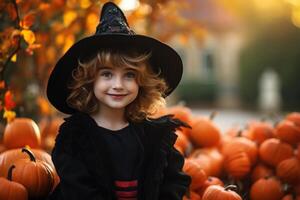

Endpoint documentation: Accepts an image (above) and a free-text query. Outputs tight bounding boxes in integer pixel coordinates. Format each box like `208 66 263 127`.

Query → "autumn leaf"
86 13 98 34
39 3 50 11
4 90 16 110
21 29 36 44
63 34 75 53
63 10 77 27
11 54 17 62
3 109 16 123
0 81 5 89
19 12 36 29
80 0 91 9
55 33 65 46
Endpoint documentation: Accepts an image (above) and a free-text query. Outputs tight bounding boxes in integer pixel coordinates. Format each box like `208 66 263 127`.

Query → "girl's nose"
112 75 123 90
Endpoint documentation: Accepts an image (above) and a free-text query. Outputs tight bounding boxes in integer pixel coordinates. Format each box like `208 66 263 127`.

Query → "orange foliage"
1 0 208 119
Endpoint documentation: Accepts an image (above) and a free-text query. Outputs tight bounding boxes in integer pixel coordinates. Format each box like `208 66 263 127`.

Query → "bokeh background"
1 0 300 129
2 2 300 199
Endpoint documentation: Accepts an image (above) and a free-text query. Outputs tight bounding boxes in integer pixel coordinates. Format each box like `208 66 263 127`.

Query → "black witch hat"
47 1 183 114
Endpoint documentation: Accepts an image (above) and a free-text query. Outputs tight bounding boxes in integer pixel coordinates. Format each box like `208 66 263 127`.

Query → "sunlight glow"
253 0 287 18
292 7 300 27
253 0 284 11
119 0 140 11
285 0 300 6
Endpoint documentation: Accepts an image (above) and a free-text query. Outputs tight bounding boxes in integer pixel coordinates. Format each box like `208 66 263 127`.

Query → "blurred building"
169 0 244 109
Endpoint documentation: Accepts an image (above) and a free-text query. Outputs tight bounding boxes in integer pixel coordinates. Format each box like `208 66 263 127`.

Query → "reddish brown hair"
66 50 169 122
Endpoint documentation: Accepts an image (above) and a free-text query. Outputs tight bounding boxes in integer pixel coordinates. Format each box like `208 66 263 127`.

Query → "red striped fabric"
115 180 138 187
116 191 137 197
114 180 138 200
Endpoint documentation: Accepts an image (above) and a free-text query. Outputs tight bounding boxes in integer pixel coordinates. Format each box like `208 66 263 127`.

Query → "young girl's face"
93 66 139 111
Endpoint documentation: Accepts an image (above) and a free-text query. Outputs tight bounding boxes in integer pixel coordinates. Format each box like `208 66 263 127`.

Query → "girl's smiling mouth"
107 93 128 100
107 93 128 96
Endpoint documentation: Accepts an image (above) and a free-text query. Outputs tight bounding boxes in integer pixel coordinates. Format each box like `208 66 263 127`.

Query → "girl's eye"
125 71 136 79
101 71 112 78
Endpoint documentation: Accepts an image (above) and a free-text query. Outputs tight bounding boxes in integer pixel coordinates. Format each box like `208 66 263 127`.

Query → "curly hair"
66 50 169 122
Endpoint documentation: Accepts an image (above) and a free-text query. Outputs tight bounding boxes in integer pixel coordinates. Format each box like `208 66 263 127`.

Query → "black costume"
47 112 191 200
46 2 191 199
96 124 140 199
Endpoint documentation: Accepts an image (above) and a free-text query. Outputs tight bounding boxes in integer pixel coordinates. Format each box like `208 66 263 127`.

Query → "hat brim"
47 34 183 114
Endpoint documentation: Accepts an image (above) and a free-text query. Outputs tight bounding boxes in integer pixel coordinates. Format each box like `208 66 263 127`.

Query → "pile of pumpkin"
1 107 300 200
0 117 63 200
153 106 300 200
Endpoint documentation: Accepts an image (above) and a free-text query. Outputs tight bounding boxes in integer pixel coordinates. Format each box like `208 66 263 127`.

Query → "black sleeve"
159 146 191 200
49 123 106 200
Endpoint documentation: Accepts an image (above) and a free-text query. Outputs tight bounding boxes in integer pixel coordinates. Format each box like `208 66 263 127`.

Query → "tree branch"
0 0 21 81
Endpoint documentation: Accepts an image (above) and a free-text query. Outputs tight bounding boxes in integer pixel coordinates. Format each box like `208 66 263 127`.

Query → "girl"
46 2 191 200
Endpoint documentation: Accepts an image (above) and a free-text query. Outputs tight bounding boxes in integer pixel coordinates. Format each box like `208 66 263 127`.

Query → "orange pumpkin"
39 116 63 151
0 148 55 177
276 157 300 184
183 159 207 190
286 112 300 127
203 148 224 177
275 120 300 146
281 194 300 200
250 176 284 200
190 151 212 176
165 105 193 124
190 148 223 177
224 151 251 179
218 126 247 150
12 148 55 198
259 138 294 167
0 143 6 153
196 176 224 197
221 136 258 166
174 145 184 155
251 163 274 183
3 118 41 149
165 105 193 137
202 185 242 200
0 147 60 192
247 121 275 145
0 165 28 200
189 115 221 148
174 130 192 155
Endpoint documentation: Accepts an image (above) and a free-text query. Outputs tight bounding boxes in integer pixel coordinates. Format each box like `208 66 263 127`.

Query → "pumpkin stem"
209 111 217 120
22 147 36 162
282 183 291 193
263 175 271 179
225 185 238 192
237 129 243 137
7 165 15 181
